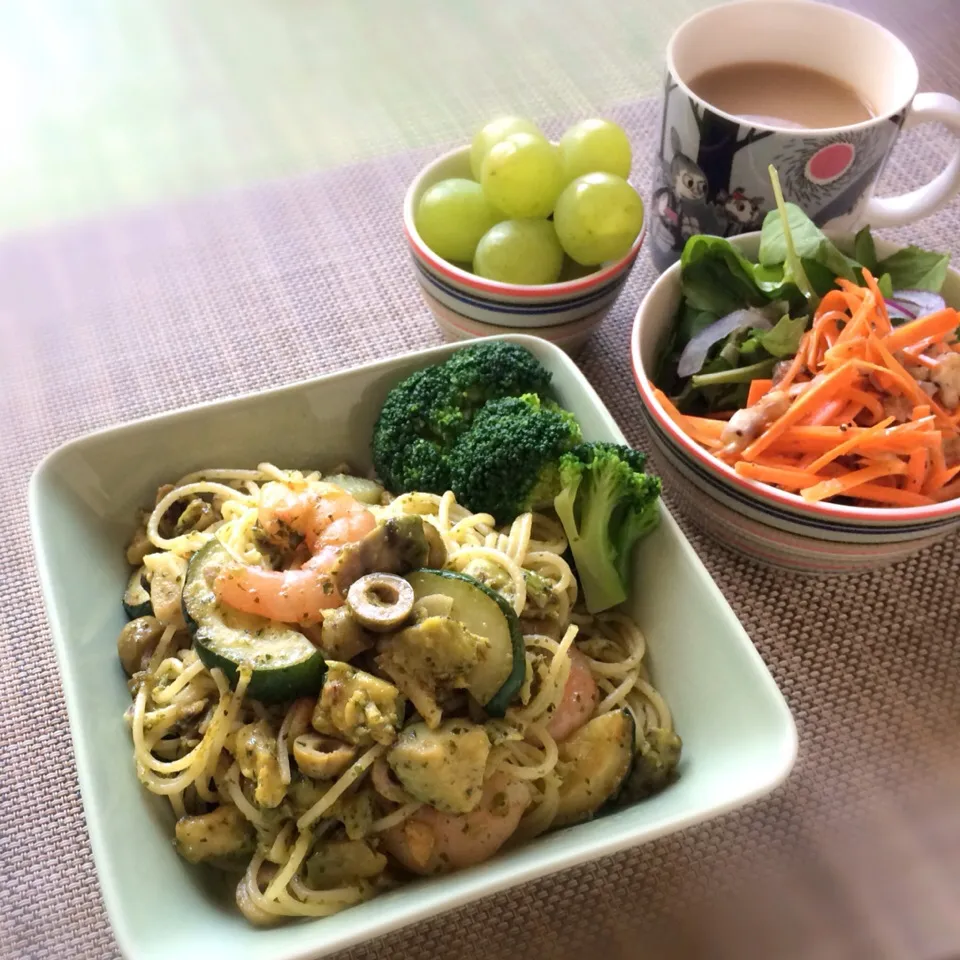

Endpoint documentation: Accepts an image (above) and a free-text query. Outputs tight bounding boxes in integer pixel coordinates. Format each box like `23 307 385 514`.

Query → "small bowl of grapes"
403 116 646 349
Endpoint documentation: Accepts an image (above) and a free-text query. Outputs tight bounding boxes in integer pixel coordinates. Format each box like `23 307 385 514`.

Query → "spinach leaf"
759 195 858 284
876 245 950 292
762 171 817 303
801 258 840 297
755 314 808 358
877 272 894 298
677 301 720 343
680 235 768 316
854 226 879 275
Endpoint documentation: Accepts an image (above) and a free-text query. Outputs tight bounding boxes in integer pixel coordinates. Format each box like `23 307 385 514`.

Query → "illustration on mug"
650 75 905 269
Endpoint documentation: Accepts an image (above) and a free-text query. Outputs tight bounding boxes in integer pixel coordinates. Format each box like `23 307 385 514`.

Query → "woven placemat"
3 99 960 960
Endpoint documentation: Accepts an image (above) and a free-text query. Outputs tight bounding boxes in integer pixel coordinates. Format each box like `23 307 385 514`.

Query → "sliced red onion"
885 289 947 323
677 309 772 379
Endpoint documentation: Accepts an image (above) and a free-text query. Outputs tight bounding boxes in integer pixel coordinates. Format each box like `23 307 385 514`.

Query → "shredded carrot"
868 336 955 427
804 417 895 473
800 461 907 503
905 448 929 494
935 477 960 502
662 281 960 508
843 483 935 507
926 463 960 495
734 461 823 489
881 309 959 354
746 379 773 407
776 338 810 391
861 269 892 335
741 362 858 461
680 414 724 438
846 387 885 421
833 290 874 344
805 397 849 427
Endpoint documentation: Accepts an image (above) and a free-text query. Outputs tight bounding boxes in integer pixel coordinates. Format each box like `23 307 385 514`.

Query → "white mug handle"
863 92 960 228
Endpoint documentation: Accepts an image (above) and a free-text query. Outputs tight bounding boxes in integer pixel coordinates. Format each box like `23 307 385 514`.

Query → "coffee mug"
649 0 960 271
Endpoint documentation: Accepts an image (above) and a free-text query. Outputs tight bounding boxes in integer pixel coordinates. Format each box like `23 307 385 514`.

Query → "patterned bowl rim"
421 286 604 341
629 258 960 527
403 144 646 300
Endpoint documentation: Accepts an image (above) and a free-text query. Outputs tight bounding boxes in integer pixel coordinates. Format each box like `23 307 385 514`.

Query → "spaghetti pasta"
118 466 678 927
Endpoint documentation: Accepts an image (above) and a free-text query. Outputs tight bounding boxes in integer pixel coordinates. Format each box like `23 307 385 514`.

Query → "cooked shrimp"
259 482 376 552
546 648 598 742
215 483 376 624
215 547 342 624
381 772 530 875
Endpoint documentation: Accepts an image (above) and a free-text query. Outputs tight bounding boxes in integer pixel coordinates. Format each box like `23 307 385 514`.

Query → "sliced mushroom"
346 574 414 632
117 616 165 675
317 606 375 660
293 733 358 780
422 522 447 569
144 552 188 629
333 515 446 594
125 517 153 566
174 498 217 534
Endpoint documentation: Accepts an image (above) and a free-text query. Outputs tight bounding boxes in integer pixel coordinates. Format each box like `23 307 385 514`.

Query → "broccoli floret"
444 341 553 408
371 366 463 492
371 344 552 494
449 394 582 523
553 442 661 614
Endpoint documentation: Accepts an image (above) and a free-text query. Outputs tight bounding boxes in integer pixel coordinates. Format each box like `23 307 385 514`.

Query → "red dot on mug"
805 142 857 184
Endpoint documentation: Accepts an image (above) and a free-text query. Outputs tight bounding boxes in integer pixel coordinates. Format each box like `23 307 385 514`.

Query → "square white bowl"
29 334 796 960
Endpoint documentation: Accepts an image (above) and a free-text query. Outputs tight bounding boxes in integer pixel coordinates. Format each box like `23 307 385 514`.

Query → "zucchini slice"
182 540 326 703
122 566 152 619
405 569 524 717
554 709 635 827
323 473 384 505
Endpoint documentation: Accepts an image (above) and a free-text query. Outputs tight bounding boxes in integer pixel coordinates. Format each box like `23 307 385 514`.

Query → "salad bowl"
632 233 960 575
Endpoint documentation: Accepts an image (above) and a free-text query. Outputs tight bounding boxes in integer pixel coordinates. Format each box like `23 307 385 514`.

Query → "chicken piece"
234 720 286 809
376 617 489 729
312 661 404 746
305 840 386 888
387 720 490 814
932 353 960 409
175 805 254 863
882 393 915 423
720 390 791 456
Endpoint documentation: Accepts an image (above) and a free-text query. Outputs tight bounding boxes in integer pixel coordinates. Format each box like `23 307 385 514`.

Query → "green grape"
481 133 563 219
553 172 644 266
473 219 564 285
559 118 632 183
470 116 543 180
416 178 505 262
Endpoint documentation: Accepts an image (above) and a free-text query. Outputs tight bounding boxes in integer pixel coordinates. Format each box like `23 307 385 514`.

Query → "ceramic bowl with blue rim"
630 232 960 576
420 285 607 357
403 145 645 332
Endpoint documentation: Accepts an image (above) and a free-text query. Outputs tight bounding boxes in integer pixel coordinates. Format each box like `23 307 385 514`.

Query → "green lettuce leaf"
854 226 879 275
876 246 950 292
754 314 808 358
